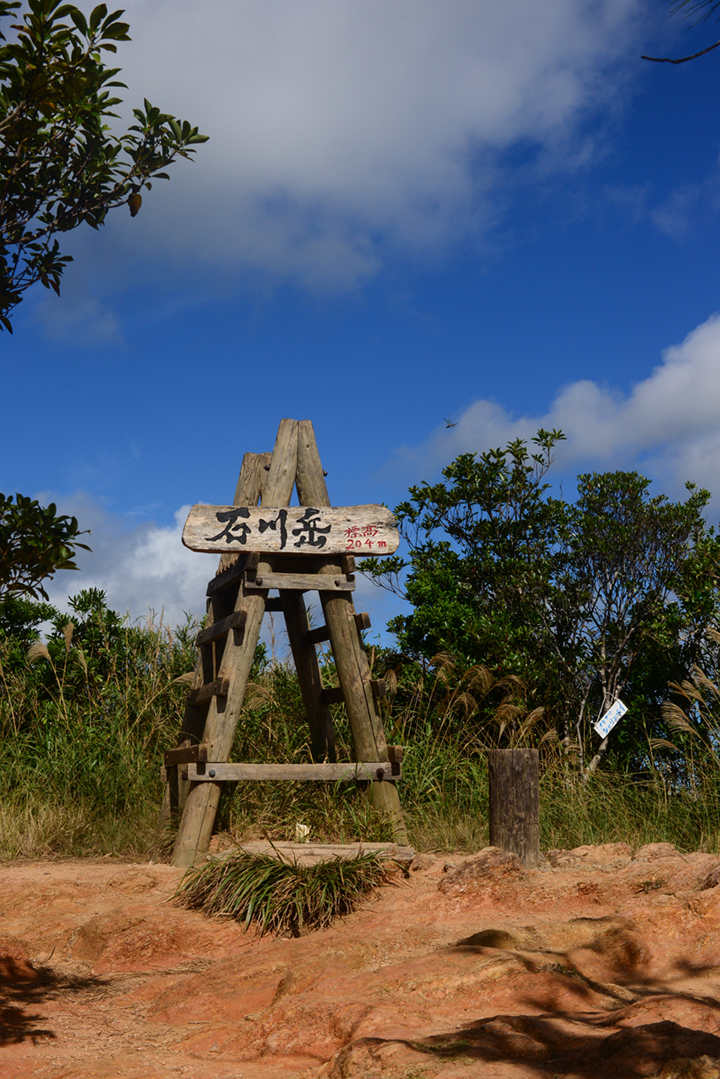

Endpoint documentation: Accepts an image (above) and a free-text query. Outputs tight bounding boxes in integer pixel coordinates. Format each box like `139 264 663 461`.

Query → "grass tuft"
174 849 396 935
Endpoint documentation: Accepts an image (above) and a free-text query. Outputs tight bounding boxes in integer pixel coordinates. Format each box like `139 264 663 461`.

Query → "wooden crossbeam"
186 678 229 707
245 571 355 592
205 560 246 596
321 679 385 706
164 743 208 767
186 761 401 782
195 610 246 647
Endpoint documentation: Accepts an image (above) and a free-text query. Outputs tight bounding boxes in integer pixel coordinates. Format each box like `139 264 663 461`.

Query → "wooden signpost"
488 748 539 867
182 504 399 557
159 419 408 867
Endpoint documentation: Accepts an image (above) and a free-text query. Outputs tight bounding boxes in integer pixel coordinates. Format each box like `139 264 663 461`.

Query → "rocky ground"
3 842 720 1078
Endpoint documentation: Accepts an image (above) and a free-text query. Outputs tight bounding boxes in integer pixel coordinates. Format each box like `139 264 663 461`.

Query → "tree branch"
642 38 720 63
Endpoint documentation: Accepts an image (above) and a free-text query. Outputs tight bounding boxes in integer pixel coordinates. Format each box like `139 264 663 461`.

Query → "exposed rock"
2 844 720 1077
0 935 38 981
698 865 720 891
546 847 576 867
571 841 634 864
635 842 681 861
438 846 524 894
547 841 633 867
410 852 436 872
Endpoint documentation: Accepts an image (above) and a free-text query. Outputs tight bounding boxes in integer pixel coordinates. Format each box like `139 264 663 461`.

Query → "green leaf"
89 4 107 33
68 8 87 34
0 1 207 330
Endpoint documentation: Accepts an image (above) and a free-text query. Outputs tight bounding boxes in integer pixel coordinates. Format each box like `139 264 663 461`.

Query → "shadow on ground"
330 916 720 1077
0 948 104 1048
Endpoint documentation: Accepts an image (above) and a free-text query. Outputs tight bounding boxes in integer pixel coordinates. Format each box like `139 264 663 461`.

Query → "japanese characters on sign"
342 523 388 552
182 504 400 556
593 699 627 739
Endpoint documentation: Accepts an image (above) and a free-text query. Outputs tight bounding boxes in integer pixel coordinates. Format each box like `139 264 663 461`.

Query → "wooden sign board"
183 504 399 556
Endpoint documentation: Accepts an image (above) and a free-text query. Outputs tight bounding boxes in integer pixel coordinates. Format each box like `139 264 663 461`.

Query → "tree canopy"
0 491 90 599
363 433 720 774
0 0 208 330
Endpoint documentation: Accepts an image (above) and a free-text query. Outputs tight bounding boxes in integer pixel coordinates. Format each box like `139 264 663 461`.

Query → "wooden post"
281 590 337 762
295 420 408 844
488 748 540 867
156 450 271 841
170 423 298 866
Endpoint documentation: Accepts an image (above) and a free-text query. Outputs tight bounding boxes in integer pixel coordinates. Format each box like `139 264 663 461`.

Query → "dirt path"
3 842 720 1078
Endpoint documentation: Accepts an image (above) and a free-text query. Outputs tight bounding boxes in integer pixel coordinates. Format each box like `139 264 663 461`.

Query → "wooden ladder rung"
164 743 209 766
195 610 247 647
245 571 355 593
186 761 401 782
187 677 230 707
206 562 245 596
321 686 344 705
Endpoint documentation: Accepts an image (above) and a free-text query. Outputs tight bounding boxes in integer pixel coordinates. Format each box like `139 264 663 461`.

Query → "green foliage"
175 849 395 936
0 491 90 599
3 586 720 860
0 0 208 330
0 588 197 855
363 433 720 773
556 472 717 769
365 430 568 675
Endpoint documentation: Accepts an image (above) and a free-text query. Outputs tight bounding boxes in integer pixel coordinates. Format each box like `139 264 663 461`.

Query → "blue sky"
5 0 720 637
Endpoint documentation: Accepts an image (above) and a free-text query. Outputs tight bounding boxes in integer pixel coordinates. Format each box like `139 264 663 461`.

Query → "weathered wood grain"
187 761 401 782
163 743 208 767
186 677 229 707
183 504 399 556
488 748 540 868
245 571 355 592
171 420 299 867
205 559 246 597
195 609 247 647
226 840 415 864
295 420 408 844
157 452 270 844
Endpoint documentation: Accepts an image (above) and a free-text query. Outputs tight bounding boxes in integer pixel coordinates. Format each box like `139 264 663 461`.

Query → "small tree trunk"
488 749 540 867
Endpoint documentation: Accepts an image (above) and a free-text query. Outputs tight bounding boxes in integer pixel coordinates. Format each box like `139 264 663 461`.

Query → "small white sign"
594 699 628 739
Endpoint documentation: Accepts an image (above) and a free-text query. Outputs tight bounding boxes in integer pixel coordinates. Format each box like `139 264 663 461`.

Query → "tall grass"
176 848 395 934
3 591 720 860
0 590 195 858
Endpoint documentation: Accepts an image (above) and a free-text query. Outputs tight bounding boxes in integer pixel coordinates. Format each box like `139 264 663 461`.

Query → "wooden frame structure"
159 418 407 867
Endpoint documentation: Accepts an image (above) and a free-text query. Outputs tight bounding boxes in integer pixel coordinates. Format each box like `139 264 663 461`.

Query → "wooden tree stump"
488 748 540 867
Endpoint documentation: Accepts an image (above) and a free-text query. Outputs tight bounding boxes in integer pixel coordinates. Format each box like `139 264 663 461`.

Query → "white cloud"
39 493 405 642
42 495 216 629
101 0 645 289
393 312 720 504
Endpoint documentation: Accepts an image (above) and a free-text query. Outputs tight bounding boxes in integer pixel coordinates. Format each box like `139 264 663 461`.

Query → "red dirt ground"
3 842 720 1078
